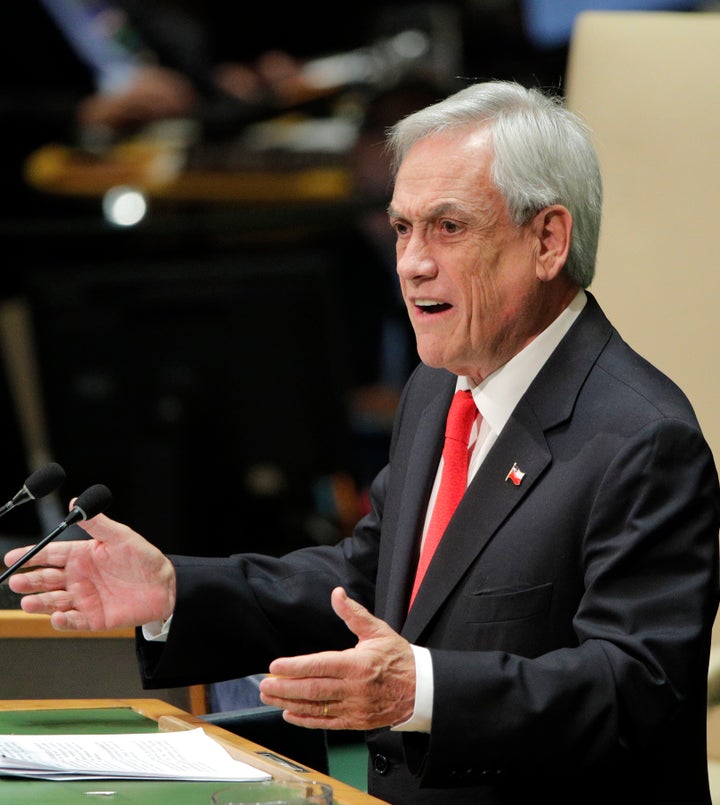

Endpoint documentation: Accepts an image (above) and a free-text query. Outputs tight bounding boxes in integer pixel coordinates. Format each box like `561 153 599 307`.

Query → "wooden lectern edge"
0 609 133 638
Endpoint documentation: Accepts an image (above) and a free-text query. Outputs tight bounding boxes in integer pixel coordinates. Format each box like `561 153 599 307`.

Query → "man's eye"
441 220 460 233
393 222 409 236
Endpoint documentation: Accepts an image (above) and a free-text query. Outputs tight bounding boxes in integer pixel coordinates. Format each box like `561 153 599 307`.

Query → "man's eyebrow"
387 202 465 220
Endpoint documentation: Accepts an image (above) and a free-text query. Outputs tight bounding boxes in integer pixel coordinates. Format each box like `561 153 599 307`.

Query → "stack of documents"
0 727 272 782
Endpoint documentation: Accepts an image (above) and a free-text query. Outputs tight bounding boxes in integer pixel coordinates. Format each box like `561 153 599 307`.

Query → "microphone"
0 484 112 584
0 463 66 518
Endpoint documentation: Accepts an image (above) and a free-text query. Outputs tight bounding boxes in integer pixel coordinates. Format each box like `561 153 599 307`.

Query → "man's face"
389 126 554 383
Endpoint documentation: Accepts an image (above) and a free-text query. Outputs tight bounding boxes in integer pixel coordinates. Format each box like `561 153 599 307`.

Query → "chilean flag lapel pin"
505 462 526 486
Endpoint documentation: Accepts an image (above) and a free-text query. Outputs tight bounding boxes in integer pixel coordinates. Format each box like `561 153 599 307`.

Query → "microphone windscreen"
24 463 66 499
72 484 113 521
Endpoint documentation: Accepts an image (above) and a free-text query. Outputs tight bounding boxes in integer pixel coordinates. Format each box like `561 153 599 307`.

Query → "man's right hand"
3 512 175 632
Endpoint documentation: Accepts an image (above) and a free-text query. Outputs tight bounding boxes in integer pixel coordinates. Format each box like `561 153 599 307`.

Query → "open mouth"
415 300 452 314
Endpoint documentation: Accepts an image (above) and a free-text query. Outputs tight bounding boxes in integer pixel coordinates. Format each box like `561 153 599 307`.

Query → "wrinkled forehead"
390 126 500 217
394 125 494 188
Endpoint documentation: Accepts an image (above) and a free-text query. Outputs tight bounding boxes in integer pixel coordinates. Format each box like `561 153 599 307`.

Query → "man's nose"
396 237 437 281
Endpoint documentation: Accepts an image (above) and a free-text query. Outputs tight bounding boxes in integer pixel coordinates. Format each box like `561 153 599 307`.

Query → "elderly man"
6 80 719 804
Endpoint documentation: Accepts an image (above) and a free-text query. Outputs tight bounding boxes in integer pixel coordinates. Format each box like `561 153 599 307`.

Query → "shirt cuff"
390 644 433 733
141 614 173 642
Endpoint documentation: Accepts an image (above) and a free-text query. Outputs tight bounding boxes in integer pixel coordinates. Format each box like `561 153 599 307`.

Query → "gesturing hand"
259 587 416 730
4 512 176 632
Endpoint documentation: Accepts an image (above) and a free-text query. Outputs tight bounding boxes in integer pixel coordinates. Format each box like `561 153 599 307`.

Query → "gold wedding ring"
322 701 329 717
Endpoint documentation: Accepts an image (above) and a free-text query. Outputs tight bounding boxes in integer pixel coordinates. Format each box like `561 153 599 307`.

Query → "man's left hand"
259 587 416 730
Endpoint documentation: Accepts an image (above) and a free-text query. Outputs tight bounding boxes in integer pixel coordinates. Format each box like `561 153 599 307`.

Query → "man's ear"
532 205 573 282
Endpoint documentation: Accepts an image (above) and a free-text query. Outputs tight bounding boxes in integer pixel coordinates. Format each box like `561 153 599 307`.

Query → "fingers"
16 586 93 631
74 512 120 539
17 586 73 620
21 588 73 614
3 540 72 575
49 609 91 632
260 674 398 732
2 510 117 570
259 685 347 730
267 648 349 683
8 565 66 594
330 586 391 642
279 703 344 730
3 544 33 568
261 652 347 725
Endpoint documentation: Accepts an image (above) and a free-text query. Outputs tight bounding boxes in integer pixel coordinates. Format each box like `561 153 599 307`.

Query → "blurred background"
0 0 711 567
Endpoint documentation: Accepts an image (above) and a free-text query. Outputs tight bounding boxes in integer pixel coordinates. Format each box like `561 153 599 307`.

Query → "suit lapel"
382 385 454 631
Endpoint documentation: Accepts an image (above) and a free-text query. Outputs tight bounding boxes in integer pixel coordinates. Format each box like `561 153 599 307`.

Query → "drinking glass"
210 779 333 804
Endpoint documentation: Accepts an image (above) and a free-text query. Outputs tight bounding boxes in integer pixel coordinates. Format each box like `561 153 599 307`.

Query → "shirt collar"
457 289 587 435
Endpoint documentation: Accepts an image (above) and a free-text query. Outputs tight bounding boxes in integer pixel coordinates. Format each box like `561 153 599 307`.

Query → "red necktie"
409 389 477 609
